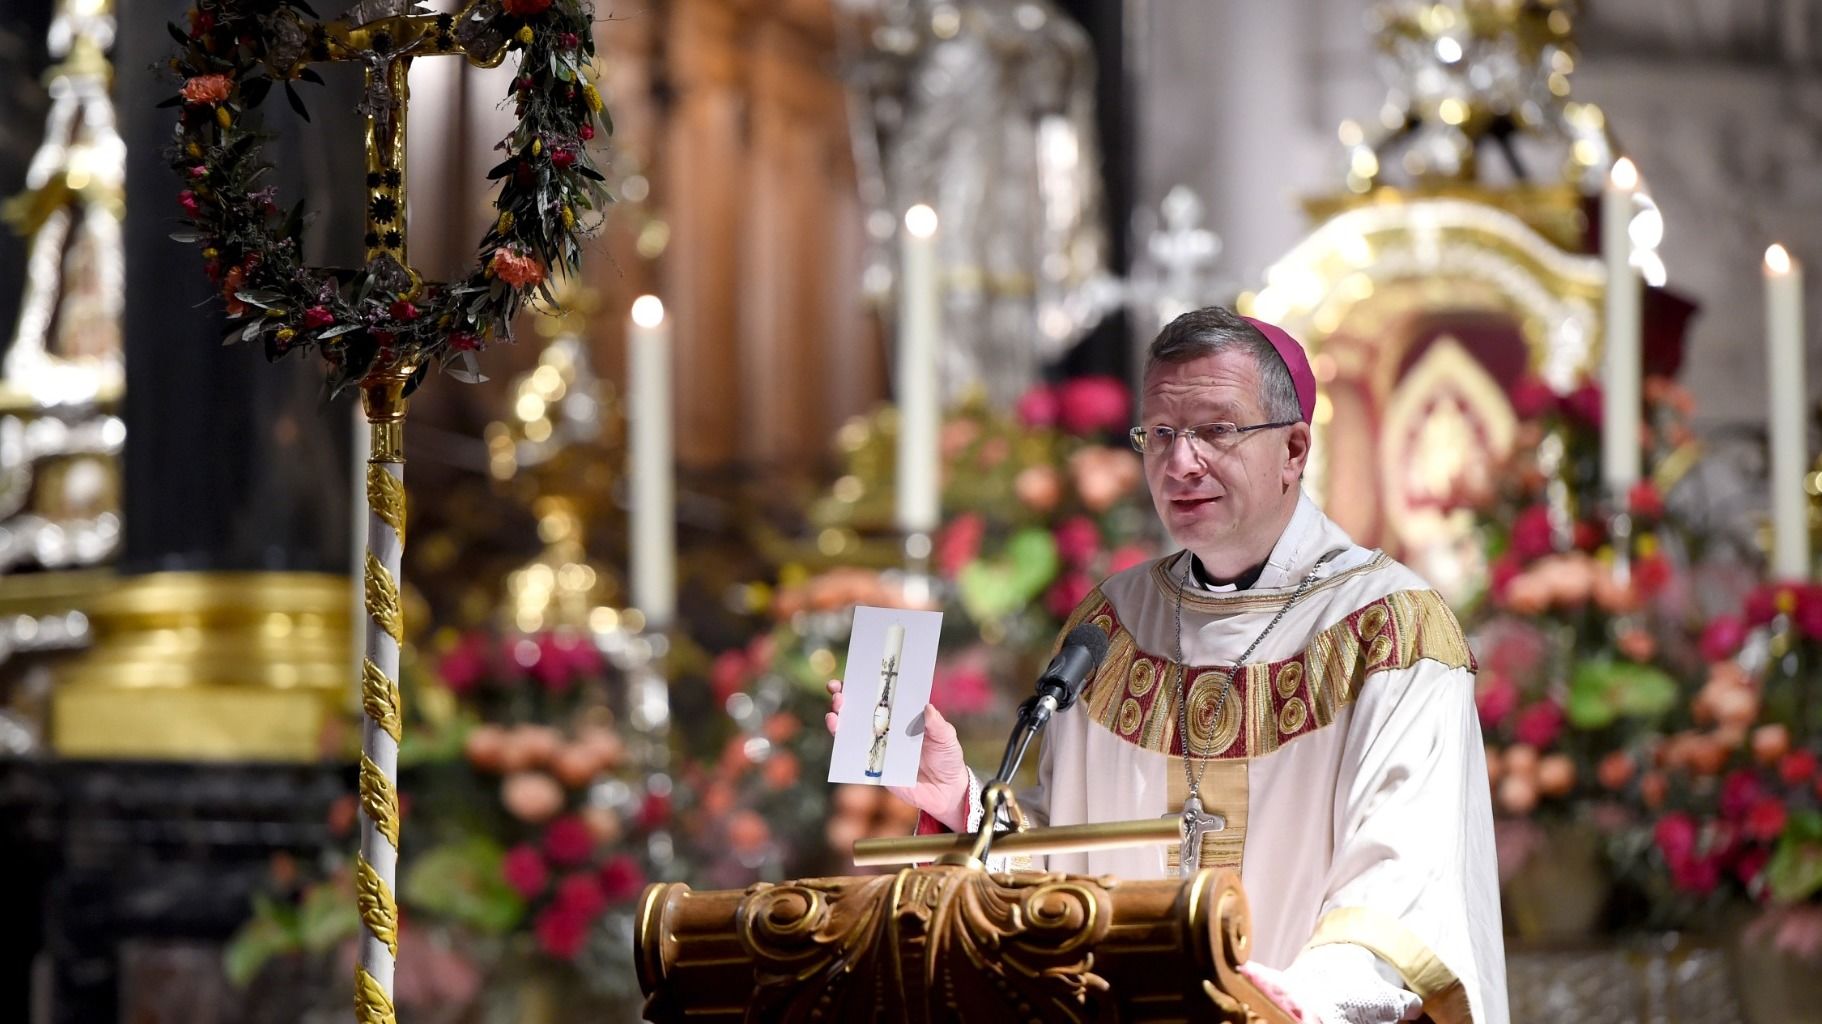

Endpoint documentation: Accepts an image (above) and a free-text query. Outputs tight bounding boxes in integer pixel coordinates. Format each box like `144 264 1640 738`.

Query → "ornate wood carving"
637 864 1295 1023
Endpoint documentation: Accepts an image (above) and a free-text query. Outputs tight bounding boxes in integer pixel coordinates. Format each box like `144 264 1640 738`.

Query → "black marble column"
118 0 363 574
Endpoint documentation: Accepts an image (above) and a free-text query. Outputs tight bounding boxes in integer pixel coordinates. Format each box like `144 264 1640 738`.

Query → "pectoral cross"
1172 793 1226 879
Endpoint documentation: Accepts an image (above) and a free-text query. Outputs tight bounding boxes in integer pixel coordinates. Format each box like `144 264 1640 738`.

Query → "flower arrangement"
163 0 612 392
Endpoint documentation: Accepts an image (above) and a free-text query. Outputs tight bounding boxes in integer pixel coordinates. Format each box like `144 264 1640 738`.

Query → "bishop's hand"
826 679 972 831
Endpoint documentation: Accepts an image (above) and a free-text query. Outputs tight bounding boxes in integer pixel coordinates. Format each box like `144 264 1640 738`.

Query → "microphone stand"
938 690 1062 869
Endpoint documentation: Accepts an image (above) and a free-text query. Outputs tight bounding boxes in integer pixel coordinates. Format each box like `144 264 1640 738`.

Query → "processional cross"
258 5 508 1021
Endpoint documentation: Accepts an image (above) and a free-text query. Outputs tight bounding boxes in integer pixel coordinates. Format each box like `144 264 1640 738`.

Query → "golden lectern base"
637 863 1295 1023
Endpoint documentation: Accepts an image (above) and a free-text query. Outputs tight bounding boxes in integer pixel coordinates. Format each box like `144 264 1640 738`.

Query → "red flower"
1781 750 1819 785
1511 506 1556 561
438 634 489 695
1798 595 1822 643
597 854 646 903
1722 770 1764 821
935 512 985 579
302 306 335 330
559 31 580 49
1014 386 1060 428
555 871 607 920
501 843 548 899
1700 615 1747 663
1734 845 1772 892
1044 571 1093 621
1628 481 1665 520
533 905 590 959
550 147 576 169
1571 520 1604 552
187 8 215 34
1654 813 1698 862
1669 853 1721 894
1747 798 1789 842
710 650 749 705
502 0 553 14
929 662 995 717
1632 553 1671 598
543 815 593 866
635 791 671 830
449 331 481 351
1488 552 1522 604
1107 544 1152 575
1475 673 1519 731
181 74 233 105
1052 516 1101 569
1509 376 1559 421
579 122 595 142
1564 381 1604 427
387 299 419 321
1513 701 1564 749
178 191 201 216
189 164 208 179
1056 376 1131 436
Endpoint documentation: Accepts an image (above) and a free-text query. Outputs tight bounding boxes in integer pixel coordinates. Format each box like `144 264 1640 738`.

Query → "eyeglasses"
1128 420 1298 456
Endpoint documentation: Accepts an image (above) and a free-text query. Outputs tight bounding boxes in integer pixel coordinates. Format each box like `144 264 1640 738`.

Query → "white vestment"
968 494 1507 1024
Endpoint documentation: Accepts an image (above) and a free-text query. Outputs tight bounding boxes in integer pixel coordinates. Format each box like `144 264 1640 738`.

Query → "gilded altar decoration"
637 865 1296 1023
161 0 613 394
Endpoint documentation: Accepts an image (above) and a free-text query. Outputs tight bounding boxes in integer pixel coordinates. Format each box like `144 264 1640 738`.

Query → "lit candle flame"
1766 243 1794 276
904 204 938 239
631 294 665 328
1609 157 1638 191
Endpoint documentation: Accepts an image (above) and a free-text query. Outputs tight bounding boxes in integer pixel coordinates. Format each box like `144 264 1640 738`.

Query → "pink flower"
449 331 481 351
1056 376 1131 436
598 854 646 903
935 513 985 579
543 815 593 866
1488 552 1522 605
1721 770 1764 821
181 74 233 105
1511 505 1555 561
710 650 749 704
1107 544 1152 575
1629 481 1665 520
1654 812 1698 862
531 632 602 693
550 147 576 169
1632 554 1672 599
302 306 335 330
1014 386 1060 428
579 122 595 142
1044 571 1093 621
636 791 671 830
1509 376 1558 421
1735 845 1772 891
555 872 607 919
1669 853 1721 894
437 634 489 695
387 299 419 321
1052 516 1101 569
1799 595 1822 643
501 843 548 899
178 191 200 217
189 164 208 179
1746 798 1788 842
1475 673 1519 731
489 247 545 287
1745 585 1783 627
1513 701 1564 750
533 905 590 959
1564 381 1603 427
1700 616 1747 663
930 661 995 717
1782 750 1819 785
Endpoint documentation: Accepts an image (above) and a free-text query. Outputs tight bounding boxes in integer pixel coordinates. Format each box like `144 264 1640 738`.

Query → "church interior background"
1 0 1821 1019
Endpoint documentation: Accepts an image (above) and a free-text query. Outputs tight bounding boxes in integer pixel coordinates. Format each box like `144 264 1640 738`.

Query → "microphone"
1031 623 1112 718
990 623 1111 786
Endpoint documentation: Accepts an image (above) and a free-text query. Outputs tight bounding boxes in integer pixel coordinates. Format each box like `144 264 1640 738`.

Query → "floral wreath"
164 0 611 393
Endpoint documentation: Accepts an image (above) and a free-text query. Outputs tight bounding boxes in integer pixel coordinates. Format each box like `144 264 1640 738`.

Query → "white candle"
628 295 675 628
1766 244 1811 579
896 204 941 536
1602 157 1643 498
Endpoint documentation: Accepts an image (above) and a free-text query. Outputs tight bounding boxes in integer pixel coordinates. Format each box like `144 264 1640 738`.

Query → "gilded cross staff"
263 5 508 1022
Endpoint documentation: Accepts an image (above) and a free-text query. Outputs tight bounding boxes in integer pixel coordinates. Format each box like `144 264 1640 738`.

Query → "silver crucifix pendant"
1171 794 1226 879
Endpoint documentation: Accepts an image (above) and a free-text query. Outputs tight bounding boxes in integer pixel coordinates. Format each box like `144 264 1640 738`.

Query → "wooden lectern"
636 809 1299 1023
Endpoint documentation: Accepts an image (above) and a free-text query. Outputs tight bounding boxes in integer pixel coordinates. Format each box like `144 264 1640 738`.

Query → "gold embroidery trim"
364 551 404 646
1304 906 1475 1024
1076 587 1475 758
355 854 400 957
1165 759 1248 873
360 753 401 849
361 659 403 745
366 464 407 547
354 963 397 1024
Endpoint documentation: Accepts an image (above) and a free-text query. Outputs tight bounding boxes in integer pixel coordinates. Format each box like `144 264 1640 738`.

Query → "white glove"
1239 944 1422 1024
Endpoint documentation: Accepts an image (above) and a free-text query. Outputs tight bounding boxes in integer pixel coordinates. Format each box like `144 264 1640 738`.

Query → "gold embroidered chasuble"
984 495 1506 1024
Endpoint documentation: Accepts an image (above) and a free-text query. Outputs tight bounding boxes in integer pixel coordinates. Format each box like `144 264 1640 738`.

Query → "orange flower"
181 74 233 105
489 246 545 287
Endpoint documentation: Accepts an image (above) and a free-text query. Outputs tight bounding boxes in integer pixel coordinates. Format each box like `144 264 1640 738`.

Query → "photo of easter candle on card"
828 606 944 787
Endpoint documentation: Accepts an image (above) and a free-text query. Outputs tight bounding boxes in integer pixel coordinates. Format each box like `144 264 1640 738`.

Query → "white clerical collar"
1190 491 1324 593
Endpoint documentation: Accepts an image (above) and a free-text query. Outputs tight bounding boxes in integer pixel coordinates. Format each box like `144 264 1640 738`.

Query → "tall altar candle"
1602 157 1642 498
629 294 675 628
896 204 941 536
1766 244 1811 579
